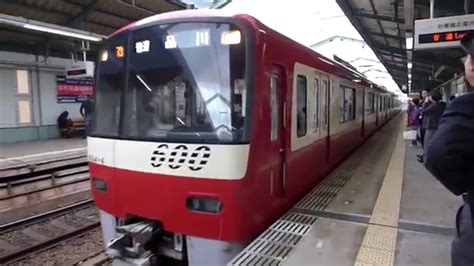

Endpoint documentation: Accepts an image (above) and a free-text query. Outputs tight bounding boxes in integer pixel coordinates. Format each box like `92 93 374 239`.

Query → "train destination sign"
415 14 474 50
418 30 467 44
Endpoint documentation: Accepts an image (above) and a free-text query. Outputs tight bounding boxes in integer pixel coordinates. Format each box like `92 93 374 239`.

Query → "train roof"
110 9 393 95
110 9 236 37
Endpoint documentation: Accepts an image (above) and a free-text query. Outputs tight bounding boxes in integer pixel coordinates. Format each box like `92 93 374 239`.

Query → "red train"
88 9 400 265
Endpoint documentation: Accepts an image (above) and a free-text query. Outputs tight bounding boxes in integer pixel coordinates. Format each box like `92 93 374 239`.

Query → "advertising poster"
56 75 94 103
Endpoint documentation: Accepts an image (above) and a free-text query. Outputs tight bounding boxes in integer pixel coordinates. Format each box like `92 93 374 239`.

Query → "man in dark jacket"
57 111 74 138
417 89 431 162
425 31 474 266
80 96 95 137
420 89 446 163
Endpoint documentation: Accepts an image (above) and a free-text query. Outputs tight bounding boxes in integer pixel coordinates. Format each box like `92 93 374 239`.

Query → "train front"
88 16 253 265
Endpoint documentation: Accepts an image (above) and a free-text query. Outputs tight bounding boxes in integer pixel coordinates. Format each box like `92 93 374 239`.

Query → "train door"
361 89 365 138
269 67 286 197
376 94 380 127
320 75 330 164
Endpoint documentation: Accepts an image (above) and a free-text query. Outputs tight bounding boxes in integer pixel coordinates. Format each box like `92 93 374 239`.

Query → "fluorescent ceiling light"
0 14 104 41
406 37 413 50
24 24 102 42
408 73 412 79
407 62 413 69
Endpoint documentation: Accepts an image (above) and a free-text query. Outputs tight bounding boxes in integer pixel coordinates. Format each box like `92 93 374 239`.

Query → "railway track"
0 200 100 264
75 251 111 265
0 149 103 264
0 149 90 224
0 165 89 200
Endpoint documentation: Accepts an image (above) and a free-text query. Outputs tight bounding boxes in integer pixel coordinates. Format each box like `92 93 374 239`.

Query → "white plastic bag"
403 130 417 141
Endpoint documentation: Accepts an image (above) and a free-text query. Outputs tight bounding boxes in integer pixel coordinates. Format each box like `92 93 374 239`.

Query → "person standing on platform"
407 99 416 126
80 96 95 138
408 98 421 147
418 89 445 162
417 89 430 160
425 31 474 266
449 95 456 104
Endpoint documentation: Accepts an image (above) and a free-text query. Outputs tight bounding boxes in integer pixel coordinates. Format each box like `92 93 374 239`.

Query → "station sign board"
414 14 474 50
65 61 95 79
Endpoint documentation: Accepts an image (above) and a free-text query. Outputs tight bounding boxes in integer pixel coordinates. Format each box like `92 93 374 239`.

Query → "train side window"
296 75 307 138
340 86 355 123
379 95 383 111
313 78 320 132
323 80 328 127
270 75 279 141
366 92 375 114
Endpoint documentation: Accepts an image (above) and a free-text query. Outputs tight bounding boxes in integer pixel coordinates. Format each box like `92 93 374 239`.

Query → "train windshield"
94 22 249 143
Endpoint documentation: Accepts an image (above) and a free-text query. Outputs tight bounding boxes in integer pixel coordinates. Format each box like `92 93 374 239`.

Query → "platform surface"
0 138 86 159
286 115 461 265
0 139 87 171
231 114 462 266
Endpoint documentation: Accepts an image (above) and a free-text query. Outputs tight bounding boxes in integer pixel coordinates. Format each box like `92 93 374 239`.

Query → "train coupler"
107 221 158 265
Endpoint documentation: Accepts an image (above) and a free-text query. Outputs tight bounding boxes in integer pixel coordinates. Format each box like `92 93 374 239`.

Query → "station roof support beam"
354 12 404 23
369 31 405 41
337 0 408 92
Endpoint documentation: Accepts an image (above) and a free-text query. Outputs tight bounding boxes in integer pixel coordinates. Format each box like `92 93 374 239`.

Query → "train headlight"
186 196 223 214
93 178 108 192
100 50 108 61
221 30 241 45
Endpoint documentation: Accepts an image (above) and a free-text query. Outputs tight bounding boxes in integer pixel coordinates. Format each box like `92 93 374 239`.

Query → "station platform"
0 138 86 170
230 114 461 265
0 138 86 159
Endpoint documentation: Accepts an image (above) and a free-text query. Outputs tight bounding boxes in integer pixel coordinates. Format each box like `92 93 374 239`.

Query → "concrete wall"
39 70 82 125
0 51 91 142
0 68 17 128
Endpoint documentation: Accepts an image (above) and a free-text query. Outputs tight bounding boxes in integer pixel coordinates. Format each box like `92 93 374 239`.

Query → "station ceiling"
337 0 471 93
0 0 184 58
0 0 469 93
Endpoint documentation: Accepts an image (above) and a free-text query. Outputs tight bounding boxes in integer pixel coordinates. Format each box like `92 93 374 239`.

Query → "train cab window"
270 75 279 141
296 75 307 138
366 92 375 114
340 86 355 123
322 80 328 127
313 78 320 132
94 36 126 137
109 22 250 144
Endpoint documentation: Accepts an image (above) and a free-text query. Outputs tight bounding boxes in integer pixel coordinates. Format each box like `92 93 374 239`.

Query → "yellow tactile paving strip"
354 118 406 266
